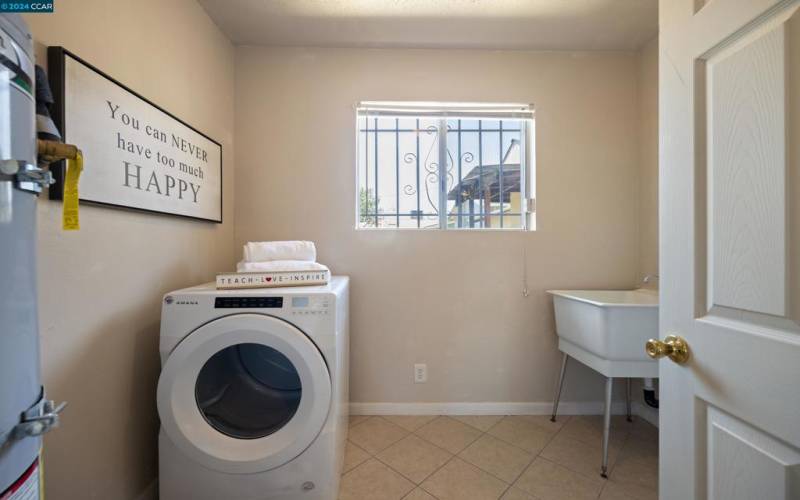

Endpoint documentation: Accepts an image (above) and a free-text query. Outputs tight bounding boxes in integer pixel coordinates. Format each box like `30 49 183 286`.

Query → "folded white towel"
243 241 316 263
237 260 329 273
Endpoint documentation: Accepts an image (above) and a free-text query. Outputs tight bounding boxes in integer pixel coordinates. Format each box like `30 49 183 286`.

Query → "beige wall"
23 1 235 498
235 47 644 406
638 37 659 284
629 38 660 407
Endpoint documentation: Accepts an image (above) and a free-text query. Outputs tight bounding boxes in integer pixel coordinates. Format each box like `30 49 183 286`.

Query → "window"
356 102 535 230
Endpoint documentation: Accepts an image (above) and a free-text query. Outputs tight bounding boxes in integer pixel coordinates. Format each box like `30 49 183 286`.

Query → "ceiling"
199 0 658 51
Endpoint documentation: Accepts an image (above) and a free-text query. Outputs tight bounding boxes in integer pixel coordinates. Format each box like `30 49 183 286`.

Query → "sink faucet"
643 274 659 284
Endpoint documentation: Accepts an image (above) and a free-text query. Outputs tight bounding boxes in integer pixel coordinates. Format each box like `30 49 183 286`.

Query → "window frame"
354 102 536 231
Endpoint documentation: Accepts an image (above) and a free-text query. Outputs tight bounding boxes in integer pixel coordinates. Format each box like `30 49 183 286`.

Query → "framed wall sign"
47 47 223 223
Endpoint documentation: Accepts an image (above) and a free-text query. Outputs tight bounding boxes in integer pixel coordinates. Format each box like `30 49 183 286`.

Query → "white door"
157 314 331 474
659 0 800 498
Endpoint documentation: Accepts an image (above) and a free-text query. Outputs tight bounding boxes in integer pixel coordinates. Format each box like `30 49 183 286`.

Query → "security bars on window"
356 102 534 230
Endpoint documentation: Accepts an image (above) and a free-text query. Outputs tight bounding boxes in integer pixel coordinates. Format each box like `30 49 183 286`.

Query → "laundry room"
5 1 799 500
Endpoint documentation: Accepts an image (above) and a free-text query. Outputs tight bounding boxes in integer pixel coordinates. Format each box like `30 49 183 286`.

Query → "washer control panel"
291 296 330 316
215 297 283 309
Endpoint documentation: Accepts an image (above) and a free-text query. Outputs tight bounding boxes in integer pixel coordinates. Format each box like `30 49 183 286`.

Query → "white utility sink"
548 289 659 378
547 288 660 478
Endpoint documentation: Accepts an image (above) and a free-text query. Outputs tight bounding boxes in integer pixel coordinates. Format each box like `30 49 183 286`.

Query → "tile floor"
341 414 658 500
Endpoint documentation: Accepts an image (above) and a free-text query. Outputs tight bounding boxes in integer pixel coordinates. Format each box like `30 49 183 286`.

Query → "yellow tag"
62 150 83 231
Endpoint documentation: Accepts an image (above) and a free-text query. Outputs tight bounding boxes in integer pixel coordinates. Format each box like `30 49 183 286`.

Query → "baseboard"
350 401 659 427
632 401 659 427
135 479 158 500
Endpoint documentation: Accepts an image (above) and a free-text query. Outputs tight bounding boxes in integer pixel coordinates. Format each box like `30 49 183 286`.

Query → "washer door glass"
195 343 302 439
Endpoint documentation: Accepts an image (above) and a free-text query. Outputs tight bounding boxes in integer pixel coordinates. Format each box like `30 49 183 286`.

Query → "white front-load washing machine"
157 277 349 500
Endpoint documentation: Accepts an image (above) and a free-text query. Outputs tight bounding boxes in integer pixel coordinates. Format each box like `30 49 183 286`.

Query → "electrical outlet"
414 363 427 383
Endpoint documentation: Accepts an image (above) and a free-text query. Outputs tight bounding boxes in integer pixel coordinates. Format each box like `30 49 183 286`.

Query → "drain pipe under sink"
643 378 659 409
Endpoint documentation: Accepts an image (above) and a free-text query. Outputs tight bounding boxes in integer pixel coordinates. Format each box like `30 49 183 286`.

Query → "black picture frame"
47 46 223 223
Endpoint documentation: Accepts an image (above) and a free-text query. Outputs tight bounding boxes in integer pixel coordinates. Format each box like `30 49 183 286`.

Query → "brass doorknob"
646 335 690 364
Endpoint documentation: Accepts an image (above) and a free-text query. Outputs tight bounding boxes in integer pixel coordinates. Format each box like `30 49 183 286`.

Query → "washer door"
157 314 331 474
